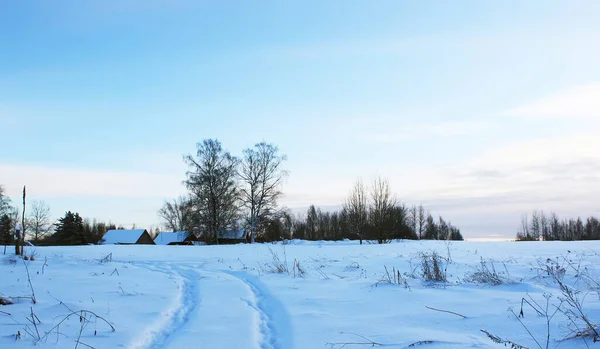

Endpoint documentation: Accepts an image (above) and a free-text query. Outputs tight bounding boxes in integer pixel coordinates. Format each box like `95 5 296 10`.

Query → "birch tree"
26 200 53 241
239 142 287 243
184 139 239 244
343 179 368 242
158 196 193 233
369 177 396 244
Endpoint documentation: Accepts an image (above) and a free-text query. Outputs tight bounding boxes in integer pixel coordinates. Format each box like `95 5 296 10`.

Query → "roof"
218 229 246 240
100 229 149 244
154 232 190 245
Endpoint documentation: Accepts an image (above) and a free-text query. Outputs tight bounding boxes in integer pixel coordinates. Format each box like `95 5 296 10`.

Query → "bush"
419 251 448 283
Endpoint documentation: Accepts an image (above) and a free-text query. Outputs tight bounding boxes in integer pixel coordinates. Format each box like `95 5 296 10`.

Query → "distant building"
99 229 155 245
217 228 247 244
154 232 201 245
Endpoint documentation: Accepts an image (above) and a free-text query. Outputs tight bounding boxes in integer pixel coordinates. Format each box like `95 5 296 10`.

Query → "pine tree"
53 211 87 245
0 214 14 248
306 205 318 240
424 214 437 240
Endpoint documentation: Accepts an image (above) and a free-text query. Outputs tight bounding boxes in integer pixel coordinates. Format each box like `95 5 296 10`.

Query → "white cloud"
508 83 600 119
394 132 600 209
0 163 186 199
362 120 492 143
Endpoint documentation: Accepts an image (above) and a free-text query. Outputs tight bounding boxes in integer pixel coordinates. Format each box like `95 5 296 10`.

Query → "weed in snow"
419 251 448 284
464 257 518 285
373 265 410 290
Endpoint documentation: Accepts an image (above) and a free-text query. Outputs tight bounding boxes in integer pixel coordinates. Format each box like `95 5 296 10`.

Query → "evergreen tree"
423 214 437 240
449 226 464 241
0 214 14 247
53 211 86 245
306 205 318 241
0 186 15 248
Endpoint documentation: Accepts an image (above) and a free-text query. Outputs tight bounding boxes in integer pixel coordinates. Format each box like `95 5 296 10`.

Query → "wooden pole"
15 196 20 256
21 186 26 256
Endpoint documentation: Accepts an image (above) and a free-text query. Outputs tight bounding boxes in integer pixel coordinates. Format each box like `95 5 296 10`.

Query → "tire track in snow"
130 263 200 349
223 271 294 349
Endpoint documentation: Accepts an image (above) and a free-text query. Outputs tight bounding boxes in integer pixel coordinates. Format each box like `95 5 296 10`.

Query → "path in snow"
128 263 201 349
224 271 294 349
130 262 292 349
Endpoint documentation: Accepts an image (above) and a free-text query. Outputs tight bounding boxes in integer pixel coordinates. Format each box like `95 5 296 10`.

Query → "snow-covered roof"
100 229 149 244
154 232 190 245
218 229 246 240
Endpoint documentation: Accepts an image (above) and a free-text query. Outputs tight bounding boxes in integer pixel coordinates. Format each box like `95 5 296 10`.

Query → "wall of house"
136 233 156 245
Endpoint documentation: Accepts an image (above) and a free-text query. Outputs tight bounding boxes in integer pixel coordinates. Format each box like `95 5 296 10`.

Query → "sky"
1 1 600 239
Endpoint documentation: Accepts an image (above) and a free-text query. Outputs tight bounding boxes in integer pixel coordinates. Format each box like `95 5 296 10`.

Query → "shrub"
419 251 448 283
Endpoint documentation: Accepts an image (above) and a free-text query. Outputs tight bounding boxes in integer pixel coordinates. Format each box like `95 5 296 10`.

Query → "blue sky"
1 1 600 238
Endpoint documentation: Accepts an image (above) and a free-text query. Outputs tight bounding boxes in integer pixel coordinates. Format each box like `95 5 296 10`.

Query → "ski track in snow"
130 263 201 349
223 271 294 349
128 262 292 349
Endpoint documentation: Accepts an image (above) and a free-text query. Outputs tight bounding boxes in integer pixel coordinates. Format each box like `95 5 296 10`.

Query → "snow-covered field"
1 240 599 349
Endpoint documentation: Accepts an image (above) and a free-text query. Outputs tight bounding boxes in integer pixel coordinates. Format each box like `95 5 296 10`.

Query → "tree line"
259 179 463 243
1 185 124 247
516 211 600 241
158 141 463 244
2 138 463 246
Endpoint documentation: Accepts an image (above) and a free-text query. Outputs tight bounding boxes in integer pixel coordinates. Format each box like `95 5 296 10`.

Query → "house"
99 229 155 245
154 232 200 245
217 228 247 244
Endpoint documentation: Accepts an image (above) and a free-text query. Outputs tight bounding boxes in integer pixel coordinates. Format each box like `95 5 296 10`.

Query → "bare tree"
343 179 368 243
158 196 193 233
407 205 418 236
540 210 549 241
369 177 396 244
0 185 10 215
184 139 239 244
517 214 531 240
239 142 287 243
281 210 294 240
417 205 426 240
530 210 541 240
27 200 53 241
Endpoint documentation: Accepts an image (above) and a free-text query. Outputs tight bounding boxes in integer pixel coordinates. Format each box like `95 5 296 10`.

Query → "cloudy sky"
1 1 599 239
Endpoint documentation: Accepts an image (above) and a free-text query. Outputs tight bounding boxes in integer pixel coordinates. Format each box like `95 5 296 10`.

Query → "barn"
99 229 155 245
154 232 200 245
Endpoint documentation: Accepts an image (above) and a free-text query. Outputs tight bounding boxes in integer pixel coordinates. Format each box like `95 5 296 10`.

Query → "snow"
100 229 149 244
1 240 600 349
153 232 189 245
